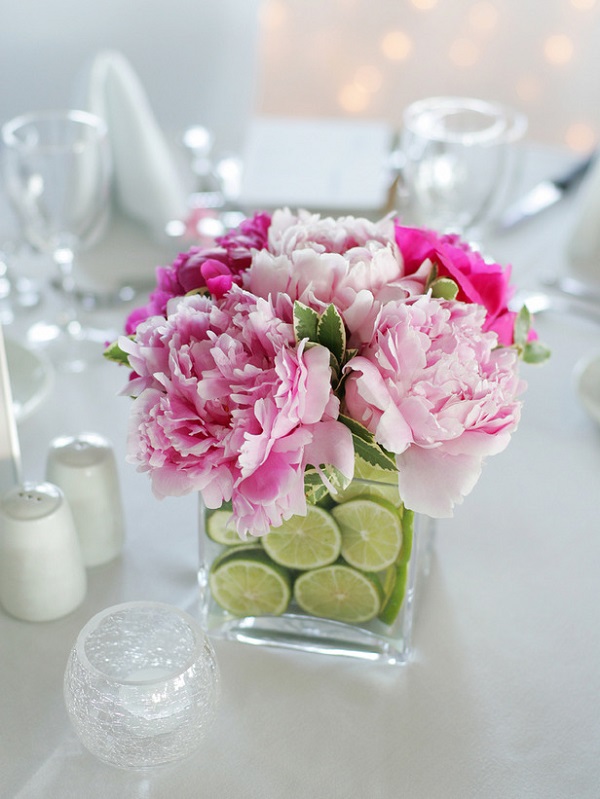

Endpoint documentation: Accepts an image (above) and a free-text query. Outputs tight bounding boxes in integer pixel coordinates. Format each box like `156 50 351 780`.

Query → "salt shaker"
46 433 125 567
0 482 87 621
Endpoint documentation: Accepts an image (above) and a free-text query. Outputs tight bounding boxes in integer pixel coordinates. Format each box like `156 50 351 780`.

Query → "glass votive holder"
64 601 220 770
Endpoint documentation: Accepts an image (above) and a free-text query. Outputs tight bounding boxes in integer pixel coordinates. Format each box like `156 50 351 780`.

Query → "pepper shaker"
46 433 125 567
0 482 87 621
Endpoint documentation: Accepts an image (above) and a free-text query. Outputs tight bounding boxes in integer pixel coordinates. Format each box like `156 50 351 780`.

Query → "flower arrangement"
106 209 548 539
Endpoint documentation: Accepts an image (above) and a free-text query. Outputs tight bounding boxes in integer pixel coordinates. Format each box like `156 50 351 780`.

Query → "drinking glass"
1 110 111 371
401 96 527 241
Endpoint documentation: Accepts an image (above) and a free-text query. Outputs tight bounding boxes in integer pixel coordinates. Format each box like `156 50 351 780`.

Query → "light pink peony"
343 294 524 517
244 209 410 345
121 287 354 536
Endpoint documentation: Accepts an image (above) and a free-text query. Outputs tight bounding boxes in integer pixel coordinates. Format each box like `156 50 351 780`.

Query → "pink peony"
125 212 271 334
122 287 354 536
343 294 524 517
245 209 409 344
394 223 527 346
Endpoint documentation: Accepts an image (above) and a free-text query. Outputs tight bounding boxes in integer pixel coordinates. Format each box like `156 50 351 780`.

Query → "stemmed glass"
401 96 527 245
1 110 111 371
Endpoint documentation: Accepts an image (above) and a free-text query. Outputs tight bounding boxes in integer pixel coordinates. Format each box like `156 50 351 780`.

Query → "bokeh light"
467 1 499 33
380 30 413 61
410 0 439 10
569 0 597 9
260 0 286 30
338 83 370 113
565 122 596 151
449 38 480 67
543 34 574 65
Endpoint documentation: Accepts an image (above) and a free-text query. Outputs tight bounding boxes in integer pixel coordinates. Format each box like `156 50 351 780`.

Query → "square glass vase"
197 477 433 666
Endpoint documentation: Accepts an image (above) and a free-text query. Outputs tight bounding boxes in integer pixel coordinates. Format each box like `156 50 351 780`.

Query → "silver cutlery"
498 151 596 230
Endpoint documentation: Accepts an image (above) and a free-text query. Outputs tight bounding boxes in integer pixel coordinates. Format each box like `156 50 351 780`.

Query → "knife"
498 150 596 230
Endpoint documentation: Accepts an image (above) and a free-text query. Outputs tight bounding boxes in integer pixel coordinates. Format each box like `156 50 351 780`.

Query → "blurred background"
1 0 599 155
257 0 600 153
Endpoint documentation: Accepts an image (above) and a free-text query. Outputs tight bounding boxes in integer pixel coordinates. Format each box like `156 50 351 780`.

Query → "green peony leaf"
425 263 439 291
317 304 346 367
338 416 397 471
513 305 531 347
522 340 551 364
352 437 398 472
304 468 331 505
293 301 319 344
103 339 131 367
430 277 459 300
338 414 375 443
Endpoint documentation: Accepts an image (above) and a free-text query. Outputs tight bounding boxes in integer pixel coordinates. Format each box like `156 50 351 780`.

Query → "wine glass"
400 96 527 245
1 110 111 371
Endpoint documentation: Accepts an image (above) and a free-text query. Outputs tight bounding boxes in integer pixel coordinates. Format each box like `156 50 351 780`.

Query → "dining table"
1 140 599 799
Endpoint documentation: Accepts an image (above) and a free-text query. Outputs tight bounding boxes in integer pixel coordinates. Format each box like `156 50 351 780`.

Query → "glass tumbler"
64 601 220 770
401 96 527 238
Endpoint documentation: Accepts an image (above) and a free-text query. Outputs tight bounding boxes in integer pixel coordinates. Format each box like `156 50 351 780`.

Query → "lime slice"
331 457 401 506
378 563 408 625
262 505 342 569
294 564 383 623
209 548 291 616
206 509 244 545
331 497 402 572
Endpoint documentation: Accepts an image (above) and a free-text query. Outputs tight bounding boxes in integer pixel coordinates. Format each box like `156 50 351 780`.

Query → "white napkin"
75 50 188 236
566 153 600 284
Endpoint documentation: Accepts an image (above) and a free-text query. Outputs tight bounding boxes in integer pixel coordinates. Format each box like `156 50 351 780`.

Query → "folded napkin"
566 152 600 284
74 50 189 237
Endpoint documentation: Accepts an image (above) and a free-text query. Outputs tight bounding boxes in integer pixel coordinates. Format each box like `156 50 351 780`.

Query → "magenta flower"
124 212 271 333
343 294 524 517
394 223 528 346
121 287 354 536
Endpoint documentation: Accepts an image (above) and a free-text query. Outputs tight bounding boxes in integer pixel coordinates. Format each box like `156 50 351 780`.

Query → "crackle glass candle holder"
64 601 220 770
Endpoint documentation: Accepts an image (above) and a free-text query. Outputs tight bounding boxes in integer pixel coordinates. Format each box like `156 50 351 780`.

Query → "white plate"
5 338 54 422
576 352 600 426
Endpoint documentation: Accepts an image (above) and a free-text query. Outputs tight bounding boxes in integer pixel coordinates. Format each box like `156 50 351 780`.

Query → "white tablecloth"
1 145 599 799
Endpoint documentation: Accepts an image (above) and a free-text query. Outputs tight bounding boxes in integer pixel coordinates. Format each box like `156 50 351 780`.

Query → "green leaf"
514 305 531 347
352 436 398 472
425 263 439 291
430 277 459 300
338 414 375 443
293 301 319 344
303 468 331 505
522 340 551 364
343 347 359 364
103 339 131 366
337 415 397 471
317 304 346 367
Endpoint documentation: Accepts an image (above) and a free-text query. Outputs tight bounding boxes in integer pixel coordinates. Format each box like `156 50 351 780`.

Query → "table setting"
1 50 600 799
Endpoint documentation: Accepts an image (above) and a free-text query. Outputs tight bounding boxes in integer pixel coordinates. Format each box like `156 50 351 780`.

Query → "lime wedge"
262 505 342 569
331 457 401 506
209 548 291 616
378 563 408 626
331 497 402 572
206 508 243 545
294 564 383 623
